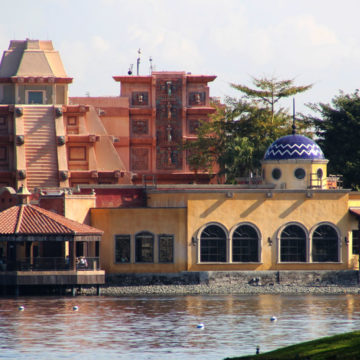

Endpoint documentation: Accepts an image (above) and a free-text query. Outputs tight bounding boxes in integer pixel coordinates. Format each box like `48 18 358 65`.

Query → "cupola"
262 134 329 190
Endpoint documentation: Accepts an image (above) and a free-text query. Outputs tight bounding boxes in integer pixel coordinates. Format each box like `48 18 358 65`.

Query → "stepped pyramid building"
0 39 216 192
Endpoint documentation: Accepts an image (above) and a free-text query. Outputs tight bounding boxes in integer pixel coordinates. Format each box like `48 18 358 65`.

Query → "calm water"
1 294 360 359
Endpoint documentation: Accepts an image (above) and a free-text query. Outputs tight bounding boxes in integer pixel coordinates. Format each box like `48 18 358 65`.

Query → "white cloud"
233 14 342 71
293 15 337 46
92 36 110 52
2 0 360 110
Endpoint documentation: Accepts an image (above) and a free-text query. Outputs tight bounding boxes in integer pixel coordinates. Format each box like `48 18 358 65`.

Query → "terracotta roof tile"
0 204 103 235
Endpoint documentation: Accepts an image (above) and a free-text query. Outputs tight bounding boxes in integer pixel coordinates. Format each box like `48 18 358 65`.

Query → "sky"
1 0 360 114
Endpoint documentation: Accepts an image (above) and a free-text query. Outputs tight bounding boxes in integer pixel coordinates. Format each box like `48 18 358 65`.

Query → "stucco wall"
90 189 359 275
64 194 96 224
91 207 187 273
263 161 328 189
187 191 355 271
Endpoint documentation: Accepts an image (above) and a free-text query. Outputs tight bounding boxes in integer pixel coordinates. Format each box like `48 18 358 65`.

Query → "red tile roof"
0 204 103 235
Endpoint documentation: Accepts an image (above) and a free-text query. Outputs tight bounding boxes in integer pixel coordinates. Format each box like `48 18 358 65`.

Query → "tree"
231 76 312 122
185 77 312 183
306 90 360 189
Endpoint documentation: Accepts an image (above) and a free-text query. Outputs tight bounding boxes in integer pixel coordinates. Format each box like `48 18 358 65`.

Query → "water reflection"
0 294 359 359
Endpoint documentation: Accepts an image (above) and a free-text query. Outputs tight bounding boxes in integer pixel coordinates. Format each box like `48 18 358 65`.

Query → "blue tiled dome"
264 135 325 161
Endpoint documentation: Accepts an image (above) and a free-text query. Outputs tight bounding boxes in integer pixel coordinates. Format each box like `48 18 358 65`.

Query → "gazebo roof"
0 204 103 236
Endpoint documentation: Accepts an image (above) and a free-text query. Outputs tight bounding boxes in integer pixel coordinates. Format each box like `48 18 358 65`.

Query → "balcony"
1 257 100 272
0 256 105 291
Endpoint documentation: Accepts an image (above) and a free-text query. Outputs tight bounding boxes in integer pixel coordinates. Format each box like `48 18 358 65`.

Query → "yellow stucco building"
91 134 360 275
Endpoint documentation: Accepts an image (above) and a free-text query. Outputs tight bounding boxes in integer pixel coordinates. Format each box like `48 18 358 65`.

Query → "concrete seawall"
106 270 359 287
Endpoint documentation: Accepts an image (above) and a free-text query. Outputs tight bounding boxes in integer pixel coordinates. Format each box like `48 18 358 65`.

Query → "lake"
1 294 360 359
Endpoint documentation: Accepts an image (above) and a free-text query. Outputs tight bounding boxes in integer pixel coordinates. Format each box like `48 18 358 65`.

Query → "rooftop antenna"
137 48 141 75
149 56 153 74
128 64 133 75
292 98 296 135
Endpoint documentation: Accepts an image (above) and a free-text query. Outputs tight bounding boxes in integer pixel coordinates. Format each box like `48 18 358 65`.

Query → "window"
131 119 149 136
200 224 226 262
159 234 174 263
272 168 282 180
317 168 323 178
280 224 306 262
67 116 78 126
135 231 154 262
294 168 306 179
189 92 205 105
115 235 131 263
0 146 7 162
312 225 339 262
352 230 360 255
132 92 149 106
27 91 44 104
0 116 7 134
188 119 201 134
68 146 87 161
232 224 259 262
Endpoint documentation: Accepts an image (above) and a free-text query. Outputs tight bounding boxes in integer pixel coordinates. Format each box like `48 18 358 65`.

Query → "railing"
310 173 343 189
235 176 263 185
142 174 157 188
0 257 100 272
327 175 343 189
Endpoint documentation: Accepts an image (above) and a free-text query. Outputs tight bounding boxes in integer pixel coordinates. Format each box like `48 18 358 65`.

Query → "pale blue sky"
1 0 360 113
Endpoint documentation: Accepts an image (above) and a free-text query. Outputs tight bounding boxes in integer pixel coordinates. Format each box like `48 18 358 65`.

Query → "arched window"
232 224 259 262
312 224 339 262
135 231 154 263
280 224 306 262
200 224 227 262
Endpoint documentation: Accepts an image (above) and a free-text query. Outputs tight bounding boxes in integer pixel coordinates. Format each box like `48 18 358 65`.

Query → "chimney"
17 185 31 205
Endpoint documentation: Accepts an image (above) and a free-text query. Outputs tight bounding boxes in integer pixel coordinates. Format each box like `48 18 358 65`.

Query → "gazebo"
0 189 105 295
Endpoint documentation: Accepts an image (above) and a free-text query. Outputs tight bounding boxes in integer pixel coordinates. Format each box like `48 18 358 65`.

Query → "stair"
23 106 59 191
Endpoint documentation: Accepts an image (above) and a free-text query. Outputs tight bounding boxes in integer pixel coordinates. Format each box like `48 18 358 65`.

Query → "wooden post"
69 240 76 270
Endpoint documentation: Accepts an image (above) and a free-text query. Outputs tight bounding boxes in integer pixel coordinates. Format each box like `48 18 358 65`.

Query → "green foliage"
231 76 312 119
306 90 360 189
184 77 312 183
225 331 360 360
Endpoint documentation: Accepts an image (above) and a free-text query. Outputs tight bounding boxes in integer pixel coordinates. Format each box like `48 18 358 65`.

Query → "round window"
294 168 306 180
272 168 282 180
317 168 323 179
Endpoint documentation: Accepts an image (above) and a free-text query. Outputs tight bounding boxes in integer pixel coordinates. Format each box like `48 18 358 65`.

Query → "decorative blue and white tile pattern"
264 135 325 160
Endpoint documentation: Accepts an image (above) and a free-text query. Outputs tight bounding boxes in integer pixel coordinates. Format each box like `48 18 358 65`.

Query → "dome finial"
292 98 296 135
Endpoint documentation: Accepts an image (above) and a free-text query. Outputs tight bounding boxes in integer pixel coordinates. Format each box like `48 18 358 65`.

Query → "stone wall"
106 270 359 287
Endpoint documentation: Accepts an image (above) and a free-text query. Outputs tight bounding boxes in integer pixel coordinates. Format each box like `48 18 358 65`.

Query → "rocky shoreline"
81 283 360 296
